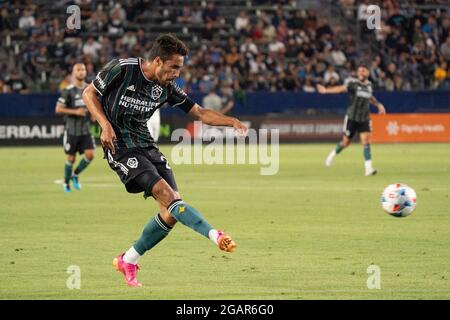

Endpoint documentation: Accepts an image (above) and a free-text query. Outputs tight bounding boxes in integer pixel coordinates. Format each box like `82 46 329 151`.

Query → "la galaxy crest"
151 85 163 101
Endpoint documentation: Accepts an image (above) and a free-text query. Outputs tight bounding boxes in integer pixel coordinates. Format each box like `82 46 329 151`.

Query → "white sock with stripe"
123 246 141 265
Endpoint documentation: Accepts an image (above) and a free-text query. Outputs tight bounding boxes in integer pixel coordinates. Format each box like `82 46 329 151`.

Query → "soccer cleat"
71 175 81 190
113 253 142 287
217 230 237 253
325 150 336 167
365 169 378 176
63 183 71 193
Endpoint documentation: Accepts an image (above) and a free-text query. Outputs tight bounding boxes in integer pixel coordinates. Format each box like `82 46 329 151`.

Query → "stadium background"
1 0 450 301
0 0 449 145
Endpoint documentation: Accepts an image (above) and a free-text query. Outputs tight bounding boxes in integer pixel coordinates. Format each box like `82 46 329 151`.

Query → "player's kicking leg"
114 179 236 287
151 179 237 253
325 135 351 167
360 132 377 176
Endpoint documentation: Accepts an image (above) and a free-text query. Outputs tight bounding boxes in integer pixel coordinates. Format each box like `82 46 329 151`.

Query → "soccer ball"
381 183 417 218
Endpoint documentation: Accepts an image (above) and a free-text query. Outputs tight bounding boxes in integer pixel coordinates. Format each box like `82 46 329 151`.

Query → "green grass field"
0 143 449 300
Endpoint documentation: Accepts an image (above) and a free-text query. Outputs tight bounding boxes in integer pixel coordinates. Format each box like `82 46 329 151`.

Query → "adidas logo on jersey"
127 85 135 91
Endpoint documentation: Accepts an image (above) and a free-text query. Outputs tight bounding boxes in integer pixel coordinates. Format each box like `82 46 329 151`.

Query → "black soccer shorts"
63 133 96 155
343 116 372 139
105 146 178 198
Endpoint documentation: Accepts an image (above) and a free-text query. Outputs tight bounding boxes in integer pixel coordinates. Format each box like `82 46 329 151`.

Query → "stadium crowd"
0 0 449 94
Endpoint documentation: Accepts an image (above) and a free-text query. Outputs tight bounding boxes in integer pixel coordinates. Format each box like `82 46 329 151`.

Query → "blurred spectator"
323 65 340 84
240 36 258 58
235 11 250 32
276 20 289 42
263 20 276 43
1 1 448 93
108 9 125 35
0 79 6 93
220 85 235 115
440 35 450 61
123 31 137 50
331 46 347 67
225 47 240 67
199 75 215 93
18 8 35 32
202 87 222 111
370 55 385 88
357 0 370 29
268 38 286 55
83 37 102 61
201 21 215 41
58 74 71 92
110 3 127 23
5 70 28 94
177 5 193 24
302 76 316 92
0 7 15 30
434 61 448 87
87 4 109 32
202 2 220 26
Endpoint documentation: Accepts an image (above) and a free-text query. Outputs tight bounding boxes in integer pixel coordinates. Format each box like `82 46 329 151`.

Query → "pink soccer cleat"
217 230 237 253
112 253 142 287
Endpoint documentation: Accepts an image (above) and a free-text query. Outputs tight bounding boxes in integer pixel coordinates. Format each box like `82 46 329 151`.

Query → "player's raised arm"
82 83 117 154
370 96 386 114
316 84 348 94
188 103 249 136
167 81 248 135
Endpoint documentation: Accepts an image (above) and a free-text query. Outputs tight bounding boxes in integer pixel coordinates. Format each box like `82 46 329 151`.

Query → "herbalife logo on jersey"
170 121 279 175
119 95 159 112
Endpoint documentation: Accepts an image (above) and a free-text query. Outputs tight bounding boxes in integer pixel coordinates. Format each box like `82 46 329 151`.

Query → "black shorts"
63 133 95 155
343 116 371 139
105 146 178 198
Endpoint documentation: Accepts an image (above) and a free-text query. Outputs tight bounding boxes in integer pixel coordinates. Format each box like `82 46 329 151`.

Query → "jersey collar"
139 57 154 83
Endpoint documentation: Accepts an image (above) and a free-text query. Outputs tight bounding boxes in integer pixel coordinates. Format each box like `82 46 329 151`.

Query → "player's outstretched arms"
188 103 248 136
370 96 386 115
82 83 117 154
316 84 347 94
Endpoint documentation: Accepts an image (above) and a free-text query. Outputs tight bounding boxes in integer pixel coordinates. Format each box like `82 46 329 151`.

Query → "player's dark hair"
148 34 189 62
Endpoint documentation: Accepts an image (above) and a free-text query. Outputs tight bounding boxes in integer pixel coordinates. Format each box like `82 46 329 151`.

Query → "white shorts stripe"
107 151 129 175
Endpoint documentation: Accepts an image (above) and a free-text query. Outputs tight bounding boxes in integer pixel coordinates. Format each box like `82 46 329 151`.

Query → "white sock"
123 246 141 265
365 160 373 172
208 229 219 245
325 149 336 166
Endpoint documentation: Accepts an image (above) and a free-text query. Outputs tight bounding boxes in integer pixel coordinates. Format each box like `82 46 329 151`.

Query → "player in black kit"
83 34 248 287
317 64 386 176
55 63 95 192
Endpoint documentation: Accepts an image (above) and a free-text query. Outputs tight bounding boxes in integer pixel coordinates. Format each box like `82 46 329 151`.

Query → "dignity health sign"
371 114 450 143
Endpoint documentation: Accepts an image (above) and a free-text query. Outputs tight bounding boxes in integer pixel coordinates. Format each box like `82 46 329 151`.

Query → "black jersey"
57 83 90 136
344 77 373 122
92 58 194 149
